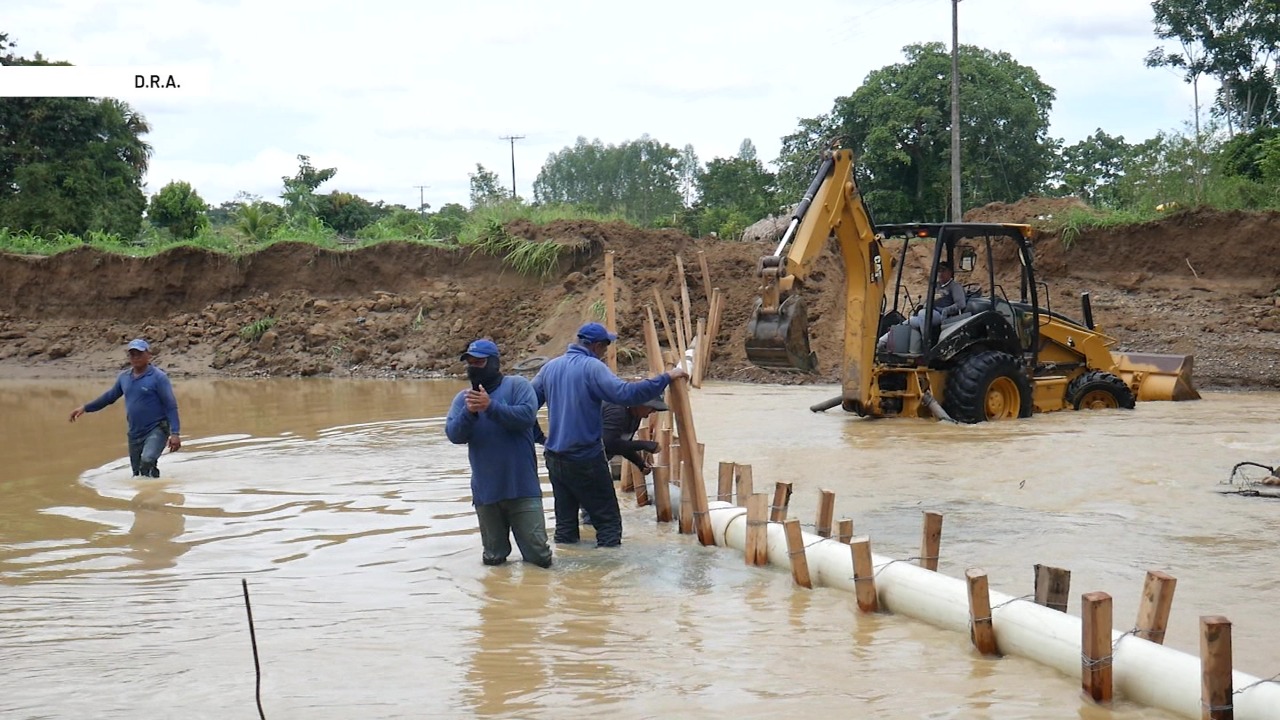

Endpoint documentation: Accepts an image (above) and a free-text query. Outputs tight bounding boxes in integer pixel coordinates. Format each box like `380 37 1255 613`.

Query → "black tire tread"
944 350 1033 423
1066 370 1136 410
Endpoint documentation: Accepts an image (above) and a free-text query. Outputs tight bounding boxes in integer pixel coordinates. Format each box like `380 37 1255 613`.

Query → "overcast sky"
8 0 1201 211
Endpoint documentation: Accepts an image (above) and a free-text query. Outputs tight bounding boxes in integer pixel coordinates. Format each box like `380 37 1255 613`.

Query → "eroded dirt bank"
1 204 1278 390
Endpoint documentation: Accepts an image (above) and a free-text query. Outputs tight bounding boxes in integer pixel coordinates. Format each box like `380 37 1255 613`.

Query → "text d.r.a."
135 74 180 89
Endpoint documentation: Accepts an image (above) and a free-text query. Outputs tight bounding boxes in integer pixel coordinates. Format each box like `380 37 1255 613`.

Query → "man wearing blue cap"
531 322 687 547
446 338 553 568
69 338 182 477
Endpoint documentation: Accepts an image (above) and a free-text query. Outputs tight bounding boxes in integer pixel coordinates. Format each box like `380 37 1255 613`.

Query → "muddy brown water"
1 378 1277 719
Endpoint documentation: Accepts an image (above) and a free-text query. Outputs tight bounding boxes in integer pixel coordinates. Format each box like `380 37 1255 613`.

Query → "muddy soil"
1 201 1278 391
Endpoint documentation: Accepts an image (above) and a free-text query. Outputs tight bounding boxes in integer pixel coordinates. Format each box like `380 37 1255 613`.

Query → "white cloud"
7 0 1203 209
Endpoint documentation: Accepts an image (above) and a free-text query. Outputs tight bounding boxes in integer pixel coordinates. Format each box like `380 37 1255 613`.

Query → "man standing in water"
446 339 553 568
532 322 686 548
69 338 182 477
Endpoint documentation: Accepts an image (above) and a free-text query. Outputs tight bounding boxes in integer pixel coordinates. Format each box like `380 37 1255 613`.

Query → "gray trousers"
128 424 169 477
475 496 552 568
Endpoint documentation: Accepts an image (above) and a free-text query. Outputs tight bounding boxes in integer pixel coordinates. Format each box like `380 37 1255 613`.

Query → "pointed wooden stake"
816 489 835 538
919 511 943 571
1135 570 1177 645
783 519 811 589
769 481 793 522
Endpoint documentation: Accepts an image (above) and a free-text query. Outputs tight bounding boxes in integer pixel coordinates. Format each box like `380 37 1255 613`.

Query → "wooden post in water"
836 518 853 544
632 464 650 507
966 568 999 656
919 511 943 571
651 428 673 523
667 372 715 546
1200 615 1234 720
769 482 793 522
783 519 812 589
850 538 879 612
816 489 835 538
1081 591 1114 704
716 461 734 503
734 463 753 507
1034 564 1071 613
604 250 618 372
1135 570 1177 645
745 493 769 566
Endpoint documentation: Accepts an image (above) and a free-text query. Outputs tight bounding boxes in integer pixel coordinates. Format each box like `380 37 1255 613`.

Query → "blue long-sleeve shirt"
531 343 671 460
445 375 542 506
84 365 181 440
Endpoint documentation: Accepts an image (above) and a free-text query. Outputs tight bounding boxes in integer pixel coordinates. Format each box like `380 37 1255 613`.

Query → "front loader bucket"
745 295 817 372
1112 352 1201 401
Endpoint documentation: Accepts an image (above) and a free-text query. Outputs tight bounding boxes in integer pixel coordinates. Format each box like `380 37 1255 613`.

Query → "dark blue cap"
460 339 500 360
576 322 617 344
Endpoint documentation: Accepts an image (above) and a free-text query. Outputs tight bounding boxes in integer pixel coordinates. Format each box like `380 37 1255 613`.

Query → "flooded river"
1 378 1277 719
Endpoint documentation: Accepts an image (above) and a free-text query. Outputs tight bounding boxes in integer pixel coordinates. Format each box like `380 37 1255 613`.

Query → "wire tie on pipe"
1201 701 1234 712
1234 670 1280 694
745 519 767 527
787 548 806 558
1080 653 1113 669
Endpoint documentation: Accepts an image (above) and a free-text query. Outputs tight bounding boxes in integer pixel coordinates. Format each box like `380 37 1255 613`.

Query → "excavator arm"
746 148 892 413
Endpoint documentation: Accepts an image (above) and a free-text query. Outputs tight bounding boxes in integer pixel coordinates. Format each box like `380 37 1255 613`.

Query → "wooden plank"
604 250 617 372
650 288 678 355
1034 564 1071 613
966 568 999 655
697 249 712 303
769 481 793 522
851 538 879 612
836 518 853 544
641 306 665 375
1200 615 1234 720
745 493 769 566
816 489 835 538
1081 591 1114 704
733 463 753 507
783 519 812 589
716 461 734 503
1136 570 1177 645
668 373 715 545
919 511 943 571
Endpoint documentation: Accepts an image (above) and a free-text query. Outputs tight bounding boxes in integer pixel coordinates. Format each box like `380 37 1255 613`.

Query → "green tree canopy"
696 140 778 222
468 163 506 207
532 135 683 226
0 33 152 237
147 180 209 239
315 191 392 235
1048 129 1134 206
776 42 1055 223
280 154 335 221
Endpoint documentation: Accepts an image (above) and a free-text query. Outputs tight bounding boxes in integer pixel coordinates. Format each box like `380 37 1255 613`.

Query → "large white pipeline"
681 501 1280 720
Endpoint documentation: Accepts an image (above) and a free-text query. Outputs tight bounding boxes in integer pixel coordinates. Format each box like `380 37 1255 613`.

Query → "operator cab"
874 223 1042 370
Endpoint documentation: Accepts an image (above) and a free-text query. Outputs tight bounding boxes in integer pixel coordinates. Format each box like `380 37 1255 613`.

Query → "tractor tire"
1067 370 1136 410
944 350 1033 423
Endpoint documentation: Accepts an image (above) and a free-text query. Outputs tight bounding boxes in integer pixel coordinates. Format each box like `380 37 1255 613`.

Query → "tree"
0 34 152 237
774 115 837 203
696 140 779 226
315 191 391 235
677 143 701 206
234 201 281 243
533 135 683 225
1049 129 1134 206
280 154 335 221
778 43 1055 223
147 180 209 239
468 163 506 208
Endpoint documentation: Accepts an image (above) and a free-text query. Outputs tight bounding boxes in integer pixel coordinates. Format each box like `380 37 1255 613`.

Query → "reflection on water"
1 378 1277 719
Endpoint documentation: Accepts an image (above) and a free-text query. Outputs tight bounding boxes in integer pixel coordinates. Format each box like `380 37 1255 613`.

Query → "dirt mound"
1 209 1278 389
963 196 1091 225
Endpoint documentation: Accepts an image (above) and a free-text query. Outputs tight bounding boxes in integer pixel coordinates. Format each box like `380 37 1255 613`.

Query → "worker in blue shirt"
446 339 553 568
69 338 182 477
532 322 687 547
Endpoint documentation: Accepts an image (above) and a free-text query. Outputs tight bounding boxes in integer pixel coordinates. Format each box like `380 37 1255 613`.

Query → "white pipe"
701 502 1280 720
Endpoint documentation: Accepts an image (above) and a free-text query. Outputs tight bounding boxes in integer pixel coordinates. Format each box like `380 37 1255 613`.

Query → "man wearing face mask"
446 339 552 568
532 322 687 548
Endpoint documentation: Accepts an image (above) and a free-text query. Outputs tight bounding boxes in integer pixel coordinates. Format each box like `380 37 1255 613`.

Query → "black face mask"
466 356 502 393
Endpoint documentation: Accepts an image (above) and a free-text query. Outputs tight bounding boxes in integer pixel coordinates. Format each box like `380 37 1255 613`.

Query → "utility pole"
950 0 963 222
500 134 526 198
413 185 430 214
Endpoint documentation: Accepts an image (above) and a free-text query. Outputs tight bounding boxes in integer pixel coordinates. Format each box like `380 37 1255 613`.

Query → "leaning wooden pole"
667 372 715 546
651 288 678 354
675 255 694 345
604 250 618 372
641 307 672 522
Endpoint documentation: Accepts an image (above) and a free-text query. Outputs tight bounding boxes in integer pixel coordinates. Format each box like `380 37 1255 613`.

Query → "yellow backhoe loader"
745 147 1199 422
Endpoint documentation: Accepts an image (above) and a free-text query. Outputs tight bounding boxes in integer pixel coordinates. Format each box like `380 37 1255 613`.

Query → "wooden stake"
679 454 694 535
1033 564 1071 613
1135 570 1177 645
966 568 999 656
697 249 712 303
619 456 634 491
633 465 650 507
704 288 724 369
1081 591 1114 704
816 489 835 538
691 317 707 388
604 250 617 372
919 511 943 571
734 463 753 507
667 374 715 545
651 427 673 523
675 256 694 344
836 518 853 544
850 538 879 612
716 461 734 503
745 493 769 566
783 519 812 589
769 482 793 522
651 288 678 354
1200 615 1234 720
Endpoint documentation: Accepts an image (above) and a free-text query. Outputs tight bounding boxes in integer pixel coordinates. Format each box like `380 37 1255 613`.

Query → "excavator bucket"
1112 352 1201 401
745 295 817 372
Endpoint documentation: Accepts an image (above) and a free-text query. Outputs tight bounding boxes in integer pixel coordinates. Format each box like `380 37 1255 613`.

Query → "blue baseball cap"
460 339 500 361
576 322 617 345
126 338 150 352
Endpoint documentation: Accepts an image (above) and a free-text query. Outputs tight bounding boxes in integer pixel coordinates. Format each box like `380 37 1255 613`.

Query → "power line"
413 185 430 214
499 134 526 198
